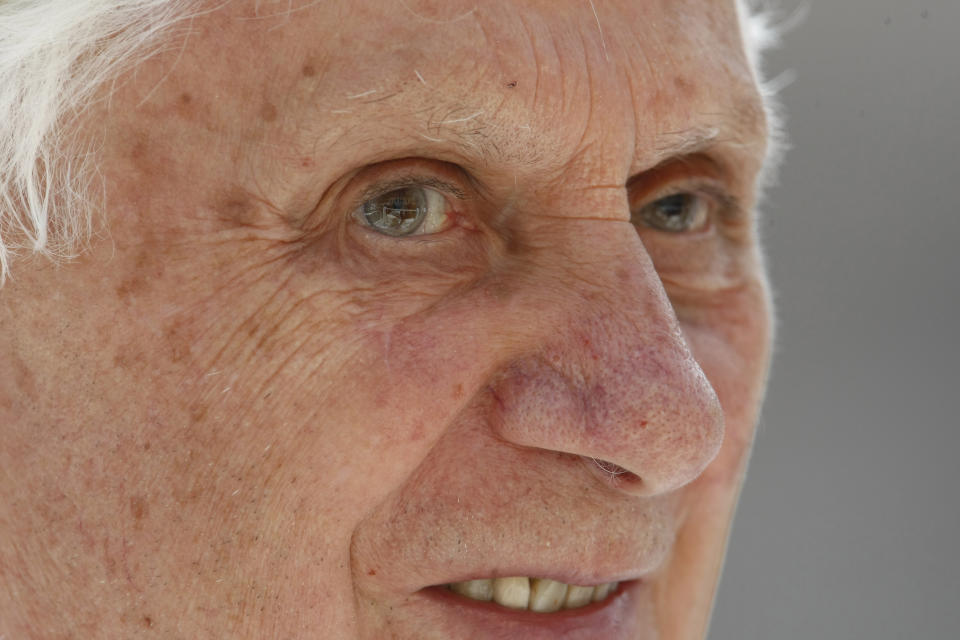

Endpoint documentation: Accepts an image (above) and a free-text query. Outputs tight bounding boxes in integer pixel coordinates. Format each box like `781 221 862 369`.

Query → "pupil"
364 187 427 235
658 194 689 218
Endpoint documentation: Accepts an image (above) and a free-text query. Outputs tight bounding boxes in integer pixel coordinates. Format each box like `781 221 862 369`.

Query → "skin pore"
0 0 772 638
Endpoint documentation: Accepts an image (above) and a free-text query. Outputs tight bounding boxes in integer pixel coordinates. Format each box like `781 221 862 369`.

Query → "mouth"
414 577 646 640
445 576 620 613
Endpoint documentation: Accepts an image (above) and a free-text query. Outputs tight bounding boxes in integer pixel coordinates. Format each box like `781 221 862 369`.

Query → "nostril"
586 457 644 492
591 458 629 477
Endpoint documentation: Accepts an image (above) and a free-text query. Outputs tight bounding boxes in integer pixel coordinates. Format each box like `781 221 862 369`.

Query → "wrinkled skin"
0 0 772 638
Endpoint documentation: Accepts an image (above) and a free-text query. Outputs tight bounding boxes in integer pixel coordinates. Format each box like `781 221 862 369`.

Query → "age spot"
176 92 194 118
189 403 208 424
214 188 259 227
130 495 148 523
260 102 278 123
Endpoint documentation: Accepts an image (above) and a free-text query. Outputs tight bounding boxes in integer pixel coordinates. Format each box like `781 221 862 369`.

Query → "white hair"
0 0 787 285
0 0 200 284
738 0 800 193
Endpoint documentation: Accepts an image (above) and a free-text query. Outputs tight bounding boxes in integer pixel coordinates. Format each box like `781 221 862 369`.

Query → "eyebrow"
652 126 724 165
646 103 774 183
435 98 770 178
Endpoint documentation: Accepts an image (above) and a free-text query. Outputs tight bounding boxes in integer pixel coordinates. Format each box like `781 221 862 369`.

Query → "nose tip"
587 354 725 497
482 208 729 496
490 327 725 497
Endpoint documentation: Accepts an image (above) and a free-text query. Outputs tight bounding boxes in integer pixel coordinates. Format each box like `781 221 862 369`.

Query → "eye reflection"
359 186 450 237
634 192 710 233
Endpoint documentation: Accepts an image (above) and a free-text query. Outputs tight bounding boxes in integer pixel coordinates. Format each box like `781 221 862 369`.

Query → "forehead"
144 0 766 189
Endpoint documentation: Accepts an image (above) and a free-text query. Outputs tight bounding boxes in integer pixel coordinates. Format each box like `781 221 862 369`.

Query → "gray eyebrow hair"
654 126 722 160
420 71 773 171
431 112 767 182
651 120 770 170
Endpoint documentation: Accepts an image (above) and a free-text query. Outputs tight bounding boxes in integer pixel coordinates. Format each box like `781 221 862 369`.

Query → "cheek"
680 284 772 475
196 264 502 504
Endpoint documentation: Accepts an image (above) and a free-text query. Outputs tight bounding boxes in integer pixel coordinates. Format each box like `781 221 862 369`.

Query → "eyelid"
356 174 467 207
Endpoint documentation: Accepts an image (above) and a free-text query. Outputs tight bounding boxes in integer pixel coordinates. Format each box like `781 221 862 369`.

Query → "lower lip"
417 581 651 640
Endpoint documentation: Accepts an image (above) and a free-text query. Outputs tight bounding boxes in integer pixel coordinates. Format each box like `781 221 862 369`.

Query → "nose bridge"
490 221 725 496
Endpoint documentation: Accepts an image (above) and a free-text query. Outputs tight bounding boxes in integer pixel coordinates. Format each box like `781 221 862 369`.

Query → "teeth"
448 577 620 612
529 578 568 613
492 576 530 610
563 584 595 609
450 579 493 601
592 581 618 602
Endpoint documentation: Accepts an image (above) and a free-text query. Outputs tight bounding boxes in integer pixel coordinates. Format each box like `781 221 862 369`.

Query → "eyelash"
357 176 467 204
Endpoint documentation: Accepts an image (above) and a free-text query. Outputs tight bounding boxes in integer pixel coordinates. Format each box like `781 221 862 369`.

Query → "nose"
488 219 725 497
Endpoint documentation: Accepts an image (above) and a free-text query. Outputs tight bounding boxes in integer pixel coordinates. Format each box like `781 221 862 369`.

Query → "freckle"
367 568 376 576
225 198 255 222
301 63 317 77
259 102 278 123
639 420 648 429
215 189 259 227
130 496 148 522
190 404 208 424
144 441 152 451
409 421 426 442
129 138 148 162
506 80 517 88
164 324 190 363
452 383 464 399
180 92 192 105
300 156 315 169
142 615 153 628
9 353 37 398
115 277 144 302
134 249 151 270
673 76 695 98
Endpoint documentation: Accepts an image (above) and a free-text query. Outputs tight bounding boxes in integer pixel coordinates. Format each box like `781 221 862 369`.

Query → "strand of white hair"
0 0 201 285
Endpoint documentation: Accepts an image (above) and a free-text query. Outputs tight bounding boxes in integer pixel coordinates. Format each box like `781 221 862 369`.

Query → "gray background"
711 1 959 638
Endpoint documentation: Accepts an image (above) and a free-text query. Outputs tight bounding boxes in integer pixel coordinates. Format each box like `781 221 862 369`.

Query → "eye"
355 185 452 237
633 192 710 233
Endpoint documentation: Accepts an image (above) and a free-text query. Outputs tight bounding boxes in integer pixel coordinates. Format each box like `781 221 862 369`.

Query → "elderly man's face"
0 0 771 638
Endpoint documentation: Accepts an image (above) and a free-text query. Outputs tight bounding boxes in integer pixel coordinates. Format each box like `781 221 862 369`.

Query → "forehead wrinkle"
313 0 767 190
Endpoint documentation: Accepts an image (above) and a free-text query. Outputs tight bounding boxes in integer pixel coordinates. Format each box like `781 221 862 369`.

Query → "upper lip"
354 475 676 598
351 423 679 602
